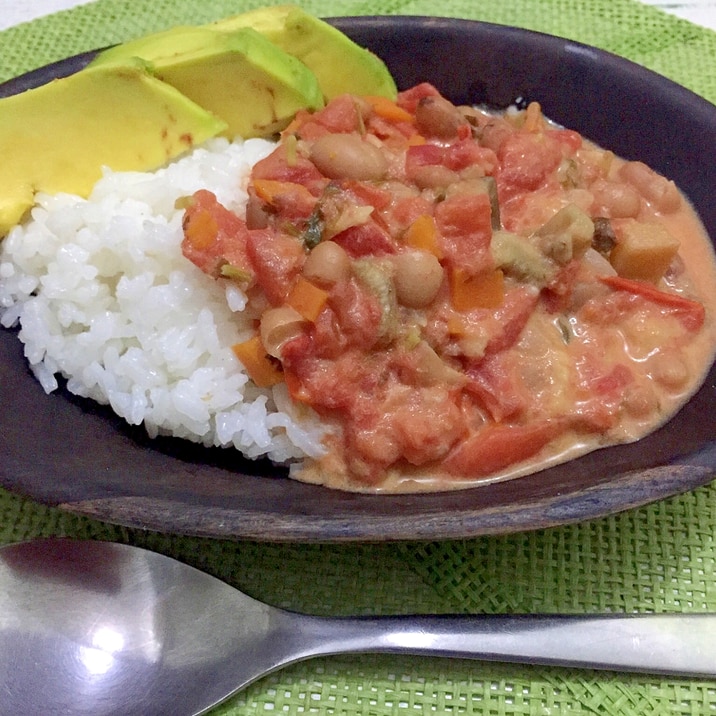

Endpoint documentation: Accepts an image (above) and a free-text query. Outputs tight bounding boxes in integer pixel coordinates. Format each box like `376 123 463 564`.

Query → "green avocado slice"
90 25 325 139
0 63 225 236
207 5 398 101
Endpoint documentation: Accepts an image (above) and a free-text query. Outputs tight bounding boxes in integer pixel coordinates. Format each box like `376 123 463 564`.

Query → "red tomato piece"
327 278 384 348
434 192 493 274
332 221 397 257
374 387 465 466
405 143 446 174
485 286 540 354
245 230 305 305
442 420 564 477
311 94 364 133
546 128 583 153
252 144 325 189
389 195 435 233
542 259 581 313
181 189 254 280
443 139 498 173
344 181 393 212
497 132 564 201
599 275 706 331
568 343 635 431
396 82 442 113
464 353 527 422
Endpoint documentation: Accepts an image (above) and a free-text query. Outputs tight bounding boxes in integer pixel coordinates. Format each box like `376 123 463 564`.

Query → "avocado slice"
90 25 324 139
207 5 397 101
0 63 225 236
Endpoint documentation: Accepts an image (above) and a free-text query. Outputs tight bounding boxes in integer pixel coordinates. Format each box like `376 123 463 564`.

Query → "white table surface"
2 0 716 32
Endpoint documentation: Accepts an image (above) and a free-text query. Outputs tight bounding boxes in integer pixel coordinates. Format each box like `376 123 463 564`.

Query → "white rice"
0 138 328 465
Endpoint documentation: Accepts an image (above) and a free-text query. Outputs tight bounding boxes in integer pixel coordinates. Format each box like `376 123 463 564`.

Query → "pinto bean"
411 164 460 190
309 133 388 181
391 250 444 308
477 117 513 153
622 383 659 419
649 349 690 390
590 179 641 219
260 306 307 358
415 95 466 139
618 161 681 213
303 240 351 287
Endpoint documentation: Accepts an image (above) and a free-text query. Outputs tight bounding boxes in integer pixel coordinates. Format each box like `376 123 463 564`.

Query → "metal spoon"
2 538 716 716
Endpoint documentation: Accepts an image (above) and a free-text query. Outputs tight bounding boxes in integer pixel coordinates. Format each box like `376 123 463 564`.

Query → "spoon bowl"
3 538 716 716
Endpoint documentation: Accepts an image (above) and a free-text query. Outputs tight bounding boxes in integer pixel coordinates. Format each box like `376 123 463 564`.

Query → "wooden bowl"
1 16 714 541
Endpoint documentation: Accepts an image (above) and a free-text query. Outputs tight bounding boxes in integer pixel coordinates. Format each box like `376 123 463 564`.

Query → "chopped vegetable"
301 209 324 249
232 336 284 387
491 230 553 285
533 204 594 264
609 219 680 283
253 179 314 206
183 208 218 250
365 95 414 124
220 263 252 283
599 275 705 330
404 214 443 258
286 276 330 322
450 268 505 311
443 420 563 477
592 217 617 256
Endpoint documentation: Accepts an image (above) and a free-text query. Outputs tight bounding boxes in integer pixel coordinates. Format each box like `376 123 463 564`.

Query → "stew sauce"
181 83 716 492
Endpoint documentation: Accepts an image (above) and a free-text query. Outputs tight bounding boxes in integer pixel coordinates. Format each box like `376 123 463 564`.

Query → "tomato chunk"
181 189 254 280
434 192 493 274
245 230 305 305
443 421 564 477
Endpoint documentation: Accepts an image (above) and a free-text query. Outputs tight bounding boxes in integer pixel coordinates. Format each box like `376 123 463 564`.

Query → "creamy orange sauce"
182 85 716 493
300 187 716 493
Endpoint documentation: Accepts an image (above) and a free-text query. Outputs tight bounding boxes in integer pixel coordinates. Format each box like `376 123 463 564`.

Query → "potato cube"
609 219 680 283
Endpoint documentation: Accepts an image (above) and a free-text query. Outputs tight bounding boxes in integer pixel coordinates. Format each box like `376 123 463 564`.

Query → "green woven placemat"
2 1 716 714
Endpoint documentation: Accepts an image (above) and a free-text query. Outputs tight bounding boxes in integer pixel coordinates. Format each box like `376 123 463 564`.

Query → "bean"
259 306 307 358
649 349 690 390
622 383 658 418
618 161 681 213
415 95 466 139
303 240 351 287
478 118 513 153
590 179 641 218
309 133 388 181
245 193 270 229
411 164 460 190
392 250 444 308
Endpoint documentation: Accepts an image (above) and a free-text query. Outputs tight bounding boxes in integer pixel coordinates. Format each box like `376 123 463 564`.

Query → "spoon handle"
301 613 716 677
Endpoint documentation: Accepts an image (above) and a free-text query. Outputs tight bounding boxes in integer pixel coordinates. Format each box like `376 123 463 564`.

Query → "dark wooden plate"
1 16 714 541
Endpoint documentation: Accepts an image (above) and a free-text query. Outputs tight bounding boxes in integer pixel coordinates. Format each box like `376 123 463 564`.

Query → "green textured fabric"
2 1 716 714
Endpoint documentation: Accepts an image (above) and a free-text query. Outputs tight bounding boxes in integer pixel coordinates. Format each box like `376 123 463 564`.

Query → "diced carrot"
232 335 284 388
450 268 505 311
183 208 218 250
286 276 330 322
443 420 562 477
365 95 414 124
599 275 705 331
404 214 443 258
